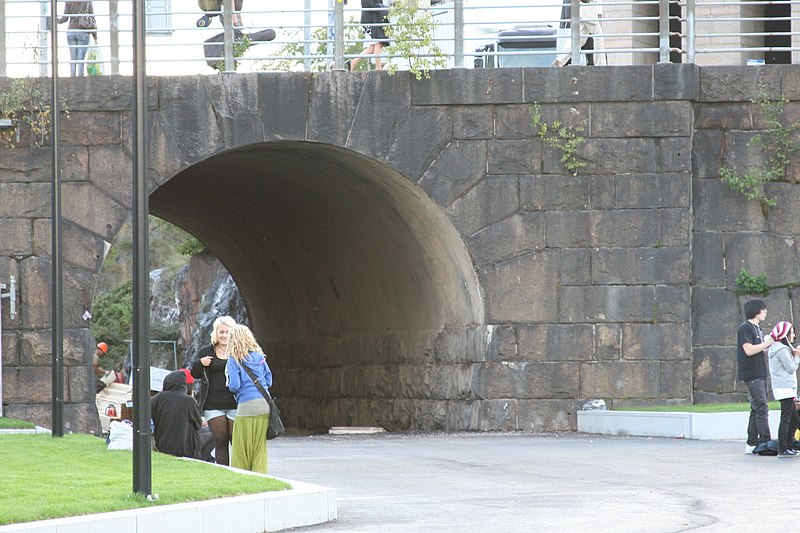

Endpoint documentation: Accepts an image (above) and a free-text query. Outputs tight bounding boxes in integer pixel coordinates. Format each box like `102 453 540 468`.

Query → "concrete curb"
0 427 51 435
578 409 781 439
0 477 336 533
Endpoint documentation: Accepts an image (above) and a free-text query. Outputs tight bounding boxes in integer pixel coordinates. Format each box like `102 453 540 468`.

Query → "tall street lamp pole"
50 0 64 439
131 0 152 497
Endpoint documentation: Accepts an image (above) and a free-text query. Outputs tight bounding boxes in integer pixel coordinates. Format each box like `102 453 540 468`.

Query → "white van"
429 0 563 68
473 28 558 68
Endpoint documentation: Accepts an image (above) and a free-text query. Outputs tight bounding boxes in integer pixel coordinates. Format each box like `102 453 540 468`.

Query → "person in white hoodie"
768 321 800 457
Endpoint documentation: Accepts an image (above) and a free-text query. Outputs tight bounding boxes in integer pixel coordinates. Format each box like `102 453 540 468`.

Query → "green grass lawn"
617 402 780 413
0 433 290 525
0 416 36 429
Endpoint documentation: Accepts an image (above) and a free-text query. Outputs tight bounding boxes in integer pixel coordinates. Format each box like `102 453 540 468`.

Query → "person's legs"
746 379 771 443
74 32 91 77
206 414 232 466
230 414 245 470
248 414 267 473
584 37 595 66
790 401 800 449
746 409 758 447
373 42 384 70
778 397 793 452
350 44 376 71
231 413 268 473
227 416 235 442
198 426 215 462
66 32 79 77
231 415 269 474
233 0 243 27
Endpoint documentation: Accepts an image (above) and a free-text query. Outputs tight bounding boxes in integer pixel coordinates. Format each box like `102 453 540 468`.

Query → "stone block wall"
2 66 799 432
691 66 800 403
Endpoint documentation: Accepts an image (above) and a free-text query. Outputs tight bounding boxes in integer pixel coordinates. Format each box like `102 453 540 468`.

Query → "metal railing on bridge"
0 0 798 77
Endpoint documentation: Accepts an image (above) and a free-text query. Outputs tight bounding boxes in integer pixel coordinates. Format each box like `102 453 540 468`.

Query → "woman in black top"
189 315 237 465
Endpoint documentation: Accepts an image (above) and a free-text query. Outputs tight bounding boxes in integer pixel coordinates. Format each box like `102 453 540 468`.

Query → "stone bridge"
3 65 800 434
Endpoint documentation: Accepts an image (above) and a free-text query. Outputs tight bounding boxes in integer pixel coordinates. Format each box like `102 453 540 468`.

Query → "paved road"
269 432 800 532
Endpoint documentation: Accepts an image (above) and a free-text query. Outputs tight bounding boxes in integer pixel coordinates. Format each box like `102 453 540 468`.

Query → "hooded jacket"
150 370 203 459
226 352 272 405
768 341 800 392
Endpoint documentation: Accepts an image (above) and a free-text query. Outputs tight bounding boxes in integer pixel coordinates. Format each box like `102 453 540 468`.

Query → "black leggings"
778 397 799 452
207 415 235 466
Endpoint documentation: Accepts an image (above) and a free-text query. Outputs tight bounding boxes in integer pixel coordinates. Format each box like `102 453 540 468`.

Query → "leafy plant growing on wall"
0 77 66 148
720 87 799 215
734 267 800 296
734 268 770 295
385 1 447 79
530 103 587 176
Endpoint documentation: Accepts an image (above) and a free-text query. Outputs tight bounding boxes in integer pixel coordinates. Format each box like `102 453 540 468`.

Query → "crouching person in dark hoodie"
151 370 204 460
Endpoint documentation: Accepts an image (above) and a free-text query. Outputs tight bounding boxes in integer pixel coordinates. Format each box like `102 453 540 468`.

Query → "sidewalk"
268 431 800 532
5 429 800 531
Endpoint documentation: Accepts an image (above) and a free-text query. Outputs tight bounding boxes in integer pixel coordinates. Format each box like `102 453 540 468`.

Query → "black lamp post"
50 0 64 439
131 0 153 497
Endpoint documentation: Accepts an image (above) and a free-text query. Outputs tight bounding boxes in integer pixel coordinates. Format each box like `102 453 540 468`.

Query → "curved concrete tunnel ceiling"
149 141 485 348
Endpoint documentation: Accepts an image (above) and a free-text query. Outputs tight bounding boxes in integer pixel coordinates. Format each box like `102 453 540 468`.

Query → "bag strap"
239 359 273 402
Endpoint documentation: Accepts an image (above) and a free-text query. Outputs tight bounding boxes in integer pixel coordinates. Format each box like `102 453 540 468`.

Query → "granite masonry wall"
0 65 798 433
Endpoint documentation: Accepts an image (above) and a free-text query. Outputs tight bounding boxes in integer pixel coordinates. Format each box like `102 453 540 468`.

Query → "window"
147 0 172 35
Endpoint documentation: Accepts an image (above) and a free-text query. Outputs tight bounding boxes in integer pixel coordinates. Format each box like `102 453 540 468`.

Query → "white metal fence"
0 0 798 77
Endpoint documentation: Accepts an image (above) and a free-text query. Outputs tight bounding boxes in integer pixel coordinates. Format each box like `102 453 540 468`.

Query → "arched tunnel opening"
150 141 486 431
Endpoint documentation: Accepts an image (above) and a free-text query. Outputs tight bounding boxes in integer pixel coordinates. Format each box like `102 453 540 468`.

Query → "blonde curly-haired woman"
225 324 273 473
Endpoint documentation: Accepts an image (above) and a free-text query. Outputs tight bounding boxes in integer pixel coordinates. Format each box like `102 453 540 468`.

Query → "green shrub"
734 268 770 295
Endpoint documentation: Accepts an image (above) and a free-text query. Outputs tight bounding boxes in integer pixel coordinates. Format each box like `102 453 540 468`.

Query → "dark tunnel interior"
149 141 485 429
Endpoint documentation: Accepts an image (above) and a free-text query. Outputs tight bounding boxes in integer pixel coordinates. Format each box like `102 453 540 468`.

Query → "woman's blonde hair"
227 324 264 362
210 315 237 346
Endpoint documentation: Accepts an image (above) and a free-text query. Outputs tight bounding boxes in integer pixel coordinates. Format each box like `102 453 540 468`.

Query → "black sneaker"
777 450 799 458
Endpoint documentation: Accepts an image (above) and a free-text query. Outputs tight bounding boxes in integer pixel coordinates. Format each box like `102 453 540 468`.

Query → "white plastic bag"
107 419 133 450
100 369 116 387
86 44 104 76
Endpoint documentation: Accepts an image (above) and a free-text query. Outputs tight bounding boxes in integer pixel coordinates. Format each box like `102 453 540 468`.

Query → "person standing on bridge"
553 0 605 67
58 1 97 77
349 0 390 71
189 315 238 465
737 298 774 454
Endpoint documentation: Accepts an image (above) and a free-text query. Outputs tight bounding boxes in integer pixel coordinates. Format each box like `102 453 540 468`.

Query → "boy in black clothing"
737 298 775 453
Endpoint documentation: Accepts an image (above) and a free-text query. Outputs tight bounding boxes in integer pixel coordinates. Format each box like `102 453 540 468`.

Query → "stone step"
577 409 782 440
328 426 386 435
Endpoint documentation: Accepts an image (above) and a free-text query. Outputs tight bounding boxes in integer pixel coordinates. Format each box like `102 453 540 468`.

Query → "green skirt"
231 412 269 473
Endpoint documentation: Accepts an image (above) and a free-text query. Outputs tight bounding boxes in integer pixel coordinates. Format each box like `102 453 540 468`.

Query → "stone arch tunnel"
5 66 788 434
150 141 486 430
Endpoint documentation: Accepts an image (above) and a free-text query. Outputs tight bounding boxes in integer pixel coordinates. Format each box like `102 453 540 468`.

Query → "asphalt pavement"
268 431 800 532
